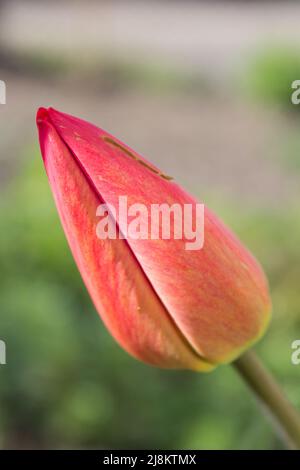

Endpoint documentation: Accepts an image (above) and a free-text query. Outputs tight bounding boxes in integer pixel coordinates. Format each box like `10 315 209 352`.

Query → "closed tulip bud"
37 107 271 372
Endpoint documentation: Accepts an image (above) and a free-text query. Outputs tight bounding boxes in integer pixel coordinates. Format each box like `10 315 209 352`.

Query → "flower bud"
37 107 271 371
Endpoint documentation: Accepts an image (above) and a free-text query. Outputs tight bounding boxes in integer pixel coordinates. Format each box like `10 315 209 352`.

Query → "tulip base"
234 350 300 449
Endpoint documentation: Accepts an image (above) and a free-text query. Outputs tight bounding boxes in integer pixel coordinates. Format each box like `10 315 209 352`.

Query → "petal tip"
36 107 50 125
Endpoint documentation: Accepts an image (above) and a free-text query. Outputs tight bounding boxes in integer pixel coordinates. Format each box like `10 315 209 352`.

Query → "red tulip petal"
37 108 214 371
38 107 271 366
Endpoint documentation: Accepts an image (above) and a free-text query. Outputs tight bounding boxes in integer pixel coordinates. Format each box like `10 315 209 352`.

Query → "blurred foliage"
277 128 300 172
0 47 209 95
242 45 300 110
0 149 299 449
0 48 70 78
90 59 210 95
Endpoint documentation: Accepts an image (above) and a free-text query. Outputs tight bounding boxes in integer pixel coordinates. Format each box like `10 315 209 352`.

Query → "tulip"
37 107 300 449
37 107 271 372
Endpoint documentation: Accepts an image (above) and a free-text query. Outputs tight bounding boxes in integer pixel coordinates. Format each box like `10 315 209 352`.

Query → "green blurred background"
0 0 300 450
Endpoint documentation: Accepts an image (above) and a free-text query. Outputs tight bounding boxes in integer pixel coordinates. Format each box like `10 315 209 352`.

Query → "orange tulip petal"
37 108 214 371
37 107 271 368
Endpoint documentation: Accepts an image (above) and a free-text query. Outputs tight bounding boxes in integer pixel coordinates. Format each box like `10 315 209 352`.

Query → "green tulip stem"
234 350 300 449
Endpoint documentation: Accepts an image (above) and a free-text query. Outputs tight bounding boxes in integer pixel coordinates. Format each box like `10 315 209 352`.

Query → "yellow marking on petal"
73 131 82 141
240 261 249 271
102 136 173 181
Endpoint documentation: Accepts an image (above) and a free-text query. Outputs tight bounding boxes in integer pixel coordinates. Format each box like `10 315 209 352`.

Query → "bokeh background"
0 0 300 450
